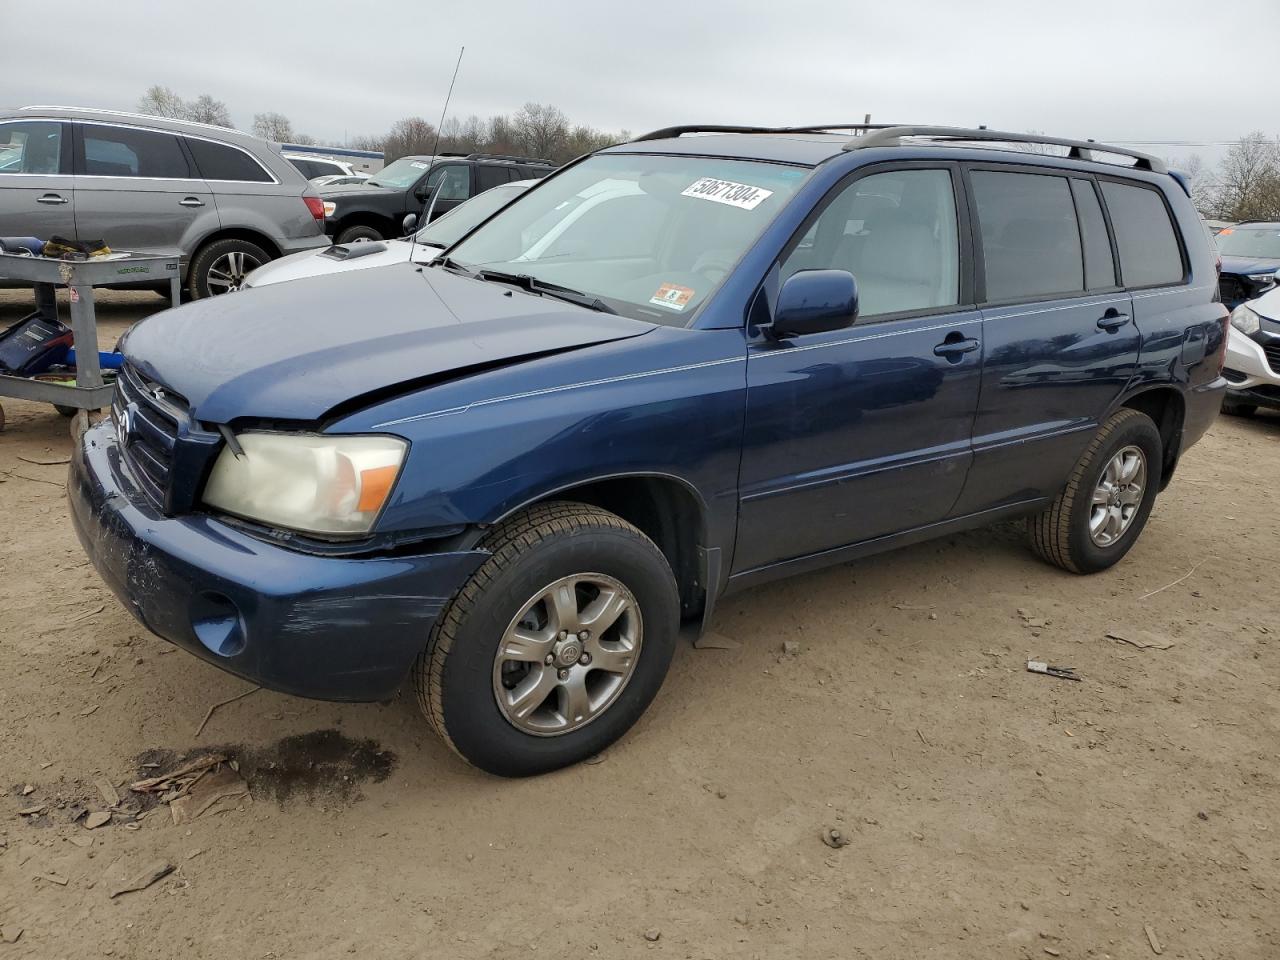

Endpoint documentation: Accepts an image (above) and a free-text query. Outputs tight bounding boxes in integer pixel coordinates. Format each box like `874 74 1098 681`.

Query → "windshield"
367 156 432 189
1216 226 1280 260
445 153 809 324
416 182 528 247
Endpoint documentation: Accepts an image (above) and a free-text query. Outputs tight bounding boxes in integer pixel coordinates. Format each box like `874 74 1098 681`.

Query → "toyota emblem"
118 405 134 445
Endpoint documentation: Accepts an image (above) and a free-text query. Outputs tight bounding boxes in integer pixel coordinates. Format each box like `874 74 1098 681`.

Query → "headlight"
203 432 407 537
1246 272 1276 284
322 200 337 217
1230 304 1261 336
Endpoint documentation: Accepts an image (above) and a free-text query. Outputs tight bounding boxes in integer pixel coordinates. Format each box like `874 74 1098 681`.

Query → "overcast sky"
0 0 1256 167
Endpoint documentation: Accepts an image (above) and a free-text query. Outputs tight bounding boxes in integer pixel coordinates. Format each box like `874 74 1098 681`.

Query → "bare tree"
512 102 569 159
1213 132 1280 221
137 85 189 120
383 117 437 162
186 94 232 127
346 133 386 152
252 112 295 142
291 133 318 146
1174 154 1218 218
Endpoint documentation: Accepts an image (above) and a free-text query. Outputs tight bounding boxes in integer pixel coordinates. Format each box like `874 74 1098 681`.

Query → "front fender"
332 326 748 564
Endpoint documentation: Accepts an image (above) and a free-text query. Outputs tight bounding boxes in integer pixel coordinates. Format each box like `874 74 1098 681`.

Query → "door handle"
1096 309 1131 332
933 336 980 359
36 193 69 205
178 197 205 207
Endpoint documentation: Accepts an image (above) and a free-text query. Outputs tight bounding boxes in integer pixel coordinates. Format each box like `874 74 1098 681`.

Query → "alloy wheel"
492 573 643 736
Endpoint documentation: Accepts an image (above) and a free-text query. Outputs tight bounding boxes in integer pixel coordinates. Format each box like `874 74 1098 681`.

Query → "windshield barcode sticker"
681 177 773 210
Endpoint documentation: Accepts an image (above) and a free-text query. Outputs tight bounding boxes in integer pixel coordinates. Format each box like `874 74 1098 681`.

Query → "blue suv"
70 125 1228 776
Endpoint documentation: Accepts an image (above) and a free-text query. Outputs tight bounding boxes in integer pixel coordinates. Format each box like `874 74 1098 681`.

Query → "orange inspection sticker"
649 283 695 311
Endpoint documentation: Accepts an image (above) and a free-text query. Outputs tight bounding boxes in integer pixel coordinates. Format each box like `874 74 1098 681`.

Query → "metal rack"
0 252 180 428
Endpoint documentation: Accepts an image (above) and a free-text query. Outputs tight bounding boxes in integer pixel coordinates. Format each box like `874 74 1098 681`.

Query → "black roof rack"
843 126 1167 173
631 123 900 142
463 152 556 165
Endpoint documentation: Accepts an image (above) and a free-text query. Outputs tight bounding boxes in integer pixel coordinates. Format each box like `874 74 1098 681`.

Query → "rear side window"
81 124 190 178
1070 179 1117 290
971 170 1082 302
289 157 342 179
0 121 64 174
476 165 512 191
1099 181 1185 288
522 165 552 180
185 137 273 183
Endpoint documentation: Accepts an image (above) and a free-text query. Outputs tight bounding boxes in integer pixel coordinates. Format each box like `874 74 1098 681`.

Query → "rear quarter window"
1098 181 1185 288
185 137 274 183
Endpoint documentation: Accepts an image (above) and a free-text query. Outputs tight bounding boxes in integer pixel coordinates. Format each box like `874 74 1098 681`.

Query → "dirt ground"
0 288 1277 960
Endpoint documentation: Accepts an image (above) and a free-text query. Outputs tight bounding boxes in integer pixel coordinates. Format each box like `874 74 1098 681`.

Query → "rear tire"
413 501 680 777
1028 408 1163 574
335 224 384 245
1222 400 1257 418
188 238 271 299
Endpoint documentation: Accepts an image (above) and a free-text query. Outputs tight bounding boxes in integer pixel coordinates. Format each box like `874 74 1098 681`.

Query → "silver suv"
0 106 329 297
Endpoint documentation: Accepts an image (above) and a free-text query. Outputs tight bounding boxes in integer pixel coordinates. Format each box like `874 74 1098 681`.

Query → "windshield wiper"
430 255 475 276
474 269 618 314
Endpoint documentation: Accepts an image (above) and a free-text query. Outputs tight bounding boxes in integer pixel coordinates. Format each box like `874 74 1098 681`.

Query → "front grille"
1219 276 1246 305
1265 343 1280 375
113 363 188 507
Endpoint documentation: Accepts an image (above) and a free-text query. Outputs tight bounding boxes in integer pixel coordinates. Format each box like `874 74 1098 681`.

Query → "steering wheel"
691 251 736 283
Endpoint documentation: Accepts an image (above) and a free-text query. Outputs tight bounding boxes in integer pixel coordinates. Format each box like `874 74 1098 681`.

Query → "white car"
1224 292 1280 415
242 179 534 289
283 153 356 181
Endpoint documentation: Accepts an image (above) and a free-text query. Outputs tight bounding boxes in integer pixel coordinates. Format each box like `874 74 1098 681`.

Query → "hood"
1218 255 1280 276
1246 283 1280 321
244 240 431 287
122 263 656 424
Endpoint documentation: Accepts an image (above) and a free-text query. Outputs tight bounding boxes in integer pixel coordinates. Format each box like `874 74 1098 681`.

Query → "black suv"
319 152 555 244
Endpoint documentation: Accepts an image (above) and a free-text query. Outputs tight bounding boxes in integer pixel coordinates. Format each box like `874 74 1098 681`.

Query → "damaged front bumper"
68 419 486 701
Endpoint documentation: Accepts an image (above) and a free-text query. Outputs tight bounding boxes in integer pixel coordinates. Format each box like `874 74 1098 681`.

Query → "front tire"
188 238 270 299
414 502 680 777
1028 408 1163 574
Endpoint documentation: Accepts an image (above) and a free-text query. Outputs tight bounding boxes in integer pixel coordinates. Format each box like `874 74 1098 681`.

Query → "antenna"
410 45 465 265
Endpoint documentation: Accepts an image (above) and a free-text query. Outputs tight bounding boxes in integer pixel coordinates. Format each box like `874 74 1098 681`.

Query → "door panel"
953 294 1139 514
953 166 1140 515
0 119 76 239
736 311 984 572
71 123 215 258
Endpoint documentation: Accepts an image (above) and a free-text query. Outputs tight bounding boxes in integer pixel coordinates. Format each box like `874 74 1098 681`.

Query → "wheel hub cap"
1089 445 1146 547
492 573 642 737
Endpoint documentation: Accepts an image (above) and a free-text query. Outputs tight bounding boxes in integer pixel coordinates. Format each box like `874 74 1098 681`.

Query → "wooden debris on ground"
1105 629 1175 651
169 766 250 825
108 860 174 899
129 753 249 824
1144 923 1164 955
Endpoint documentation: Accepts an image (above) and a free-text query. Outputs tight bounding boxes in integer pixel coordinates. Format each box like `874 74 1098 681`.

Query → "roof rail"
20 104 249 137
844 126 1167 173
463 152 556 165
631 123 902 142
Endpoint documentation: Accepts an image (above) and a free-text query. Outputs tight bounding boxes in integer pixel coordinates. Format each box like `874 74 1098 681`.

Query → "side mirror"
401 213 418 236
770 269 858 338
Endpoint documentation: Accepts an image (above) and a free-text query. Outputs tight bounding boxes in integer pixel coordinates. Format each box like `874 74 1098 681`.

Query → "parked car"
310 173 369 188
318 152 554 244
1213 221 1280 307
1223 291 1280 415
0 106 329 298
70 124 1227 776
283 153 355 181
243 179 533 289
